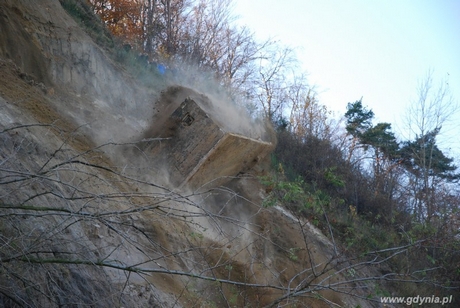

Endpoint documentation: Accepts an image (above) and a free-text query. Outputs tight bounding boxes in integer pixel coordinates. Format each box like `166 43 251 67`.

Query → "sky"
233 0 460 158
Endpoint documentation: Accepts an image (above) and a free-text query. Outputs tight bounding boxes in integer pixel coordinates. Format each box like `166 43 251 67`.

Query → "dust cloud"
100 59 276 191
154 61 275 143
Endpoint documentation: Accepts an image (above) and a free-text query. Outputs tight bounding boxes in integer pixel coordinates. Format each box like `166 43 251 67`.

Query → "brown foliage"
90 0 144 43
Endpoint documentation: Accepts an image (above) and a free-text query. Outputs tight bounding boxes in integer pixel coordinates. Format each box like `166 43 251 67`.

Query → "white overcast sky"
233 0 460 157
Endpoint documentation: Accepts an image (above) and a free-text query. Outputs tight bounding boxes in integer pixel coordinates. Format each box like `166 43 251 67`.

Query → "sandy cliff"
0 1 379 307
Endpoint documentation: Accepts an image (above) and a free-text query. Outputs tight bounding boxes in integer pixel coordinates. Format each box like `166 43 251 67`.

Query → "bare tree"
401 70 459 221
252 45 298 121
287 76 338 142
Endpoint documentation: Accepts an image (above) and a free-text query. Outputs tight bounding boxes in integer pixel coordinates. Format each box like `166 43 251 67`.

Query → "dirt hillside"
0 1 382 307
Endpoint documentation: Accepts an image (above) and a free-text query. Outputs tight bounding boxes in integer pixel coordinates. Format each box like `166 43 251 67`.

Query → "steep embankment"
0 1 378 307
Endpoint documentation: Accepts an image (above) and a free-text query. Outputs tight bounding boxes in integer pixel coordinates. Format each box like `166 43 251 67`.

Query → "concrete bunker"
149 86 274 190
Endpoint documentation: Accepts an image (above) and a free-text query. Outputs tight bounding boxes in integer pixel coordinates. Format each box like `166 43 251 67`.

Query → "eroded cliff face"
0 1 376 307
1 0 162 148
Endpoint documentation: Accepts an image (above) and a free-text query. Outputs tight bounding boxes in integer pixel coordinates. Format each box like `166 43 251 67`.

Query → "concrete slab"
150 88 274 190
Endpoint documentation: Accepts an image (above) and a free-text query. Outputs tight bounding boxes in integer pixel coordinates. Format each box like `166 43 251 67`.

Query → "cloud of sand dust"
166 62 275 143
